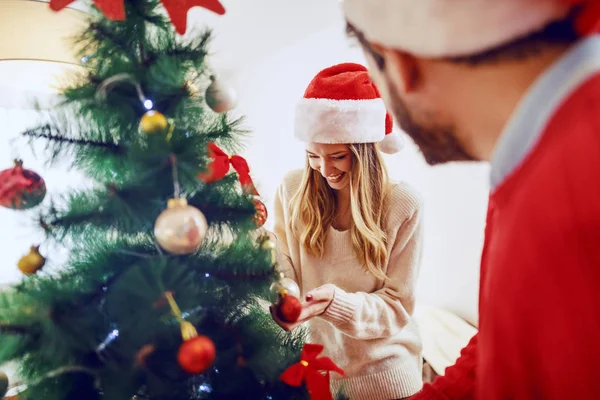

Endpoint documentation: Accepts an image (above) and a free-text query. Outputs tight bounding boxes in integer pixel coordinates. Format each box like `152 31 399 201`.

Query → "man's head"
342 0 580 165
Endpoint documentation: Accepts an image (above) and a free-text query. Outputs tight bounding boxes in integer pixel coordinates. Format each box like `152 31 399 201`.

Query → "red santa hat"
342 0 578 58
294 63 403 154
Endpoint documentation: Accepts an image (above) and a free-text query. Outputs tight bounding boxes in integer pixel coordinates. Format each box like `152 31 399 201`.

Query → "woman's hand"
269 285 335 332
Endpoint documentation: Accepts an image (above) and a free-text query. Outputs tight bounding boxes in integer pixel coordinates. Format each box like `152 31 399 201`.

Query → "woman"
270 63 424 399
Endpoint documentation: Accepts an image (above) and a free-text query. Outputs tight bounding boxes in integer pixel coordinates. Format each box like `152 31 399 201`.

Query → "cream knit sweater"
273 170 424 400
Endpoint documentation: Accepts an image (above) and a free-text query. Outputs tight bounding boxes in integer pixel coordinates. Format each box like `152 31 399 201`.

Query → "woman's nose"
321 161 334 176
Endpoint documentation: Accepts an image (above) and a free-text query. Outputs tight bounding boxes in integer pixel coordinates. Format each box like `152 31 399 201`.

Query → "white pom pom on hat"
379 123 404 154
294 62 403 154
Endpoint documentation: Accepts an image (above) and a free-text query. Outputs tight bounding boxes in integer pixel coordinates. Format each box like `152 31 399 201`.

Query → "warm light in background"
0 0 86 98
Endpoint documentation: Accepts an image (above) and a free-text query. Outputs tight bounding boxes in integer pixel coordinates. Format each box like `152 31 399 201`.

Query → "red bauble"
253 198 268 228
177 335 216 374
277 295 302 323
0 160 46 210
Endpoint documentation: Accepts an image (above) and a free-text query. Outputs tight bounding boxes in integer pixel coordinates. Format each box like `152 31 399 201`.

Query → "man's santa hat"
294 62 403 154
342 0 590 58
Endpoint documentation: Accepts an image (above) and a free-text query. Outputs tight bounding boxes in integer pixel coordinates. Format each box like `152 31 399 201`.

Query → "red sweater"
413 58 600 398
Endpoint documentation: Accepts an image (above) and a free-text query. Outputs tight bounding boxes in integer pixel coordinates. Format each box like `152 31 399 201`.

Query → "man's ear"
372 43 421 93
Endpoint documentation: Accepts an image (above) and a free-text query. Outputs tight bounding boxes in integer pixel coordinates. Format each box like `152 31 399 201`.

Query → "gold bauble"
139 110 169 135
154 198 208 255
260 238 277 265
260 238 276 251
18 245 46 275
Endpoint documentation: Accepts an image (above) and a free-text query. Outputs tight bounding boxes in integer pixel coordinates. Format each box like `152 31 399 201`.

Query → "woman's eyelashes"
307 154 348 160
332 155 347 160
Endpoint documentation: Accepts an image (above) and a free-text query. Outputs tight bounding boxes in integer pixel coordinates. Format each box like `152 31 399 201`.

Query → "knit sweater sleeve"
273 181 299 281
319 184 423 340
411 334 478 400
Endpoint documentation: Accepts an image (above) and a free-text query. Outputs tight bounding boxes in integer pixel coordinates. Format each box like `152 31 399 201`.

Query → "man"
340 0 600 399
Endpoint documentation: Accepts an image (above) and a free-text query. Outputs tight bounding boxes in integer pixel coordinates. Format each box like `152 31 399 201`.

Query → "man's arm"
412 334 478 400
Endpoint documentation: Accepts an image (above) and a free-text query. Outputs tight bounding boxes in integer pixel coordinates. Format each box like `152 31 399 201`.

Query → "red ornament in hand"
253 198 268 228
178 335 216 374
277 294 302 323
0 160 46 210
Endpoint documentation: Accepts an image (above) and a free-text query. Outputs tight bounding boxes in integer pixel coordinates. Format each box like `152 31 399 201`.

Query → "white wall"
229 20 488 326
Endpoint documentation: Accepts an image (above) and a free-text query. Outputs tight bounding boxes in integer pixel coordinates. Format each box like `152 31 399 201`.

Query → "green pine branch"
37 174 257 241
23 124 121 152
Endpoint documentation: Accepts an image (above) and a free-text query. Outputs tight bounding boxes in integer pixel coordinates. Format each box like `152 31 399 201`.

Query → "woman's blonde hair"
288 143 390 280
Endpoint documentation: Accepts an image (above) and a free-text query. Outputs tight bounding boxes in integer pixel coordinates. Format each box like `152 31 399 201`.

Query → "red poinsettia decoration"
280 344 344 400
198 142 259 195
562 0 600 35
49 0 225 35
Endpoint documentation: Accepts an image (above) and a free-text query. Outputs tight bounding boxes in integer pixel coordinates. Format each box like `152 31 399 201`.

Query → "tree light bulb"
144 99 154 110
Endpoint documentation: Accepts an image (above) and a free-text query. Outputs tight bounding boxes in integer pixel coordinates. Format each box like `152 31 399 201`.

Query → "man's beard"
389 87 476 165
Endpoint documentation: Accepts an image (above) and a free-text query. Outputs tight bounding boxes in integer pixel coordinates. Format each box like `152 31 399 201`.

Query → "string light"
81 54 96 64
96 328 120 352
143 99 154 110
198 383 212 393
96 73 149 107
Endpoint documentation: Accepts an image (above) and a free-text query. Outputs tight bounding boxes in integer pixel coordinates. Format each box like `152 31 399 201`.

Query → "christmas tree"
0 1 318 399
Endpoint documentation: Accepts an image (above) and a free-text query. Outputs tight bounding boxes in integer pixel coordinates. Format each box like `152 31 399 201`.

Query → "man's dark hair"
449 17 578 65
347 14 578 68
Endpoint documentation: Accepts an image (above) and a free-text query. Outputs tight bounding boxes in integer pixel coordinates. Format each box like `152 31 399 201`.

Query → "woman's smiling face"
306 142 352 191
